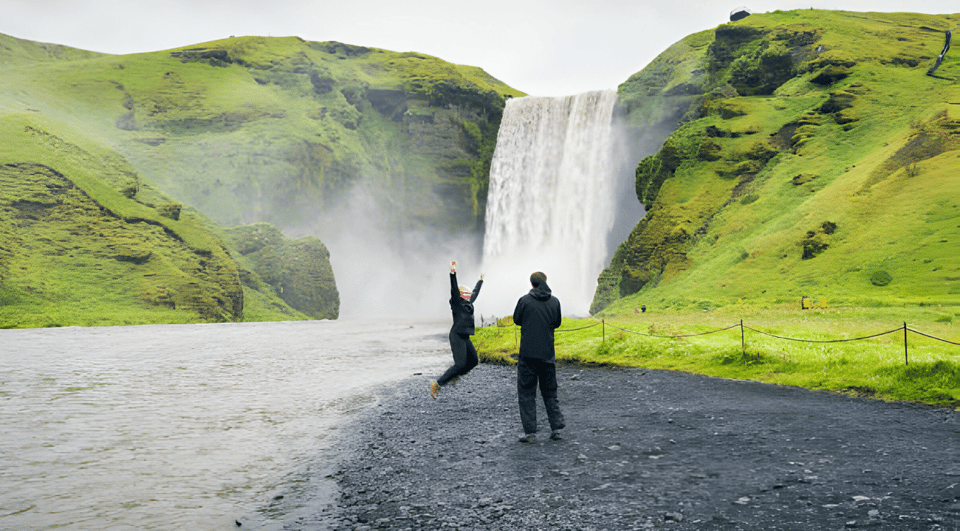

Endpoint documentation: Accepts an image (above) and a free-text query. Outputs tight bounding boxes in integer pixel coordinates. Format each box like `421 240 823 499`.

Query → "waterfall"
480 90 637 316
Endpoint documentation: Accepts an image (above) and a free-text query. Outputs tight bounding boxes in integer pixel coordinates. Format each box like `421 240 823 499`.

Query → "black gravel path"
305 364 958 530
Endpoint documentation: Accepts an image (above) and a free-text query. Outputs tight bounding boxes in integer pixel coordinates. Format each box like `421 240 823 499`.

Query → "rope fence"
502 318 960 366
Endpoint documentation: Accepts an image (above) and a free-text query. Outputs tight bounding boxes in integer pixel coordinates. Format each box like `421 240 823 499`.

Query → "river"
0 320 450 530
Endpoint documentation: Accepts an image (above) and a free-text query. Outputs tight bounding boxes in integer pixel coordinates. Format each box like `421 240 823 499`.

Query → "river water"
0 320 450 530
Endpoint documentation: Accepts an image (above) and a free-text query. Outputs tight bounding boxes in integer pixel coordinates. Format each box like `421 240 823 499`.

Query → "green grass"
598 9 960 315
475 306 960 408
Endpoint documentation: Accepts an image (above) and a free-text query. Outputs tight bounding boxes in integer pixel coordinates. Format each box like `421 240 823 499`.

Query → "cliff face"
593 10 960 313
225 223 339 320
1 34 522 240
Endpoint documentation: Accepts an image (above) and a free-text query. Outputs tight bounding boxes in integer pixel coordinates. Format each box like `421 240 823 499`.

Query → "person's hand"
480 273 485 281
450 260 457 273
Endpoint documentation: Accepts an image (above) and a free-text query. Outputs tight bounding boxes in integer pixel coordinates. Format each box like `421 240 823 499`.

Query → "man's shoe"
550 431 563 441
429 381 440 399
518 433 537 444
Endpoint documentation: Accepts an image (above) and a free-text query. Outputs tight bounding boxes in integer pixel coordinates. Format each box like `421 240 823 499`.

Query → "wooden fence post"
903 322 909 366
741 319 746 356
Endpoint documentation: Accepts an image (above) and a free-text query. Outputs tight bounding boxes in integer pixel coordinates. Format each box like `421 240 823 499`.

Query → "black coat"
449 272 482 335
512 282 562 360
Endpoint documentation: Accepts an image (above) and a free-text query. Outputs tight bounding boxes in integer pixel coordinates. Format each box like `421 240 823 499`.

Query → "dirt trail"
310 365 959 530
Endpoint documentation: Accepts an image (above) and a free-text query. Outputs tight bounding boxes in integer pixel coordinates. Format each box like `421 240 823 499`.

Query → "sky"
2 0 955 97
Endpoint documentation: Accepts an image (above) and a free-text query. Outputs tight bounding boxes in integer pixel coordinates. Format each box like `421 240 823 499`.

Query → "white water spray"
481 90 634 317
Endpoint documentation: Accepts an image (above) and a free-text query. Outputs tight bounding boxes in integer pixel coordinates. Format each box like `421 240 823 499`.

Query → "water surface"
0 319 449 530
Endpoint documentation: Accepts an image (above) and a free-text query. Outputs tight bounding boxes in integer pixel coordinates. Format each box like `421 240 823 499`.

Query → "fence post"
903 322 908 366
602 319 605 342
741 319 745 356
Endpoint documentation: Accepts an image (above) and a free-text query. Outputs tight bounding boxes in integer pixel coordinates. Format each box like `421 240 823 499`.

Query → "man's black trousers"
517 357 565 435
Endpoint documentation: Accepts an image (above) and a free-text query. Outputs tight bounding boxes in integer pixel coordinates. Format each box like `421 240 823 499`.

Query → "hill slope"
0 113 337 327
0 33 523 236
593 9 960 314
0 32 522 326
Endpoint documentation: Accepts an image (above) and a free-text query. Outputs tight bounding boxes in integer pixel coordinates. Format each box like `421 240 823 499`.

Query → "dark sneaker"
518 433 537 444
430 381 440 399
550 431 563 441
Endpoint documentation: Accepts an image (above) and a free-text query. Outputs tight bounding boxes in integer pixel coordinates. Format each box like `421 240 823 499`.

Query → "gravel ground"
302 364 958 530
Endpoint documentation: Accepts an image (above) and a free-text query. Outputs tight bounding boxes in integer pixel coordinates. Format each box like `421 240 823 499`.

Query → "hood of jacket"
529 282 552 301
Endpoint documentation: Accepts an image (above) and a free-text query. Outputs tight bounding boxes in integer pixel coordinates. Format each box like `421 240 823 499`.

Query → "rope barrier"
606 322 740 339
555 322 601 333
743 325 903 343
497 318 958 365
906 327 960 346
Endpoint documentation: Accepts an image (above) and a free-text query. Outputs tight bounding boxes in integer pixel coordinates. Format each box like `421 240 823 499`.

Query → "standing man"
512 271 564 443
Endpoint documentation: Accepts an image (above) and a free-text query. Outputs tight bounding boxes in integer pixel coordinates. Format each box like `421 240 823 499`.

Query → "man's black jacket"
513 282 562 360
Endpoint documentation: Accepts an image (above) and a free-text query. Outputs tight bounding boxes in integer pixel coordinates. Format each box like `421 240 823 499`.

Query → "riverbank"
315 364 959 530
474 307 960 408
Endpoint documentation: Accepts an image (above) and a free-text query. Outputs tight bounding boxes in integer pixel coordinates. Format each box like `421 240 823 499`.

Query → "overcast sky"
2 0 954 96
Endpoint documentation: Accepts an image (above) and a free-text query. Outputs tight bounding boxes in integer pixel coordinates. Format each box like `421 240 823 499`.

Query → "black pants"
438 331 478 385
517 357 565 435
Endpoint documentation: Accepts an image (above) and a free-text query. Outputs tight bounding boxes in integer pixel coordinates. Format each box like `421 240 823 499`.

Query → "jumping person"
430 261 483 399
513 271 565 443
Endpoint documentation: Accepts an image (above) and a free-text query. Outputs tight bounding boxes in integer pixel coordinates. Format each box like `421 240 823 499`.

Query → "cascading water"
480 90 639 316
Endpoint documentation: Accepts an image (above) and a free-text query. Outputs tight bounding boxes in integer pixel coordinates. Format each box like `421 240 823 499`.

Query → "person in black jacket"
512 271 564 443
431 261 483 399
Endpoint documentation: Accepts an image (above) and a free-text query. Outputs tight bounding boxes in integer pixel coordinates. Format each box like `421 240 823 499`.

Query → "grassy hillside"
0 33 104 65
0 113 335 327
0 33 524 237
0 31 523 327
594 9 960 316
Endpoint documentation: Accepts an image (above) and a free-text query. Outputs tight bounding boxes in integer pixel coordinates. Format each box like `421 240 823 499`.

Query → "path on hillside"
306 365 958 530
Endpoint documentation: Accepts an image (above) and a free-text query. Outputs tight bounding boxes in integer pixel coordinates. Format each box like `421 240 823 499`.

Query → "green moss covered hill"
0 33 523 234
0 113 339 327
0 33 522 328
593 10 960 314
0 108 348 327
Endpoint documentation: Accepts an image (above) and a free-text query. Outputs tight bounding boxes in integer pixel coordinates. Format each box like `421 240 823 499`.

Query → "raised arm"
470 275 484 302
449 261 459 298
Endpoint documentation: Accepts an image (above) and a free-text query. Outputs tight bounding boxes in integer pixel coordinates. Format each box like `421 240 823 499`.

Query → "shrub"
801 236 828 259
158 203 182 220
870 270 892 286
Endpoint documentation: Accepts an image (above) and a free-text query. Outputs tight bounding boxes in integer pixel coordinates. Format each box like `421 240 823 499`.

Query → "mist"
309 183 483 321
305 91 667 323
